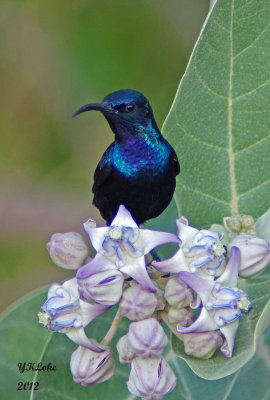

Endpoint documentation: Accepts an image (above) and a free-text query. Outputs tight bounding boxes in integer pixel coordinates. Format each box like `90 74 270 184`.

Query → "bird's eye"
125 103 136 113
113 103 136 113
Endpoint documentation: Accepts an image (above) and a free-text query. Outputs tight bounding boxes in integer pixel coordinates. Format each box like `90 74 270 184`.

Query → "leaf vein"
238 179 270 198
179 182 230 205
194 49 227 100
175 120 226 150
233 79 270 101
233 19 270 59
212 17 230 33
228 0 238 215
234 135 270 154
220 370 241 400
30 332 53 400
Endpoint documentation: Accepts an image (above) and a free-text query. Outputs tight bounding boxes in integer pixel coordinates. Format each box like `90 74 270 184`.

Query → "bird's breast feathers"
112 141 172 181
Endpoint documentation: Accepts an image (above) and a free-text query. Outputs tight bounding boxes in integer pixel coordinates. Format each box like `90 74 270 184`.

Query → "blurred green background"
0 0 208 311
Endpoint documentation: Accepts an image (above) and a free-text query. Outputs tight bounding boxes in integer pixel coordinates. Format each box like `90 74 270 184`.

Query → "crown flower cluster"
38 206 270 400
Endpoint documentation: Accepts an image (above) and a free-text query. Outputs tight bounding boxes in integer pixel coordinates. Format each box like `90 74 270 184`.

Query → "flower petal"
177 307 218 333
217 246 240 288
66 327 105 352
77 255 114 280
153 248 189 274
79 300 110 327
120 257 156 293
176 217 198 244
83 222 108 253
141 229 180 255
220 320 239 357
111 205 138 228
179 271 215 305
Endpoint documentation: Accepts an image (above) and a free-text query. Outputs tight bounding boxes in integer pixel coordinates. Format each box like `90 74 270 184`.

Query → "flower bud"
47 232 89 270
77 268 124 305
182 331 223 359
116 334 135 364
168 307 194 326
128 318 168 358
70 345 115 386
120 283 158 320
229 235 270 278
224 215 256 237
127 357 176 400
164 276 193 308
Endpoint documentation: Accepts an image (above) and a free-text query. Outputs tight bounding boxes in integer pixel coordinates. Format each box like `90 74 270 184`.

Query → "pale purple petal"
79 300 110 327
83 222 108 252
111 205 138 228
153 248 189 274
176 217 198 244
62 278 80 299
179 271 215 305
177 307 218 333
213 308 242 327
141 229 180 255
217 246 240 288
120 257 156 293
220 320 239 357
66 327 105 352
77 255 114 280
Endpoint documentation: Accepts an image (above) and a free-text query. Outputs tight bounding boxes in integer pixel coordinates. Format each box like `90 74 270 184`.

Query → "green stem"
101 307 122 345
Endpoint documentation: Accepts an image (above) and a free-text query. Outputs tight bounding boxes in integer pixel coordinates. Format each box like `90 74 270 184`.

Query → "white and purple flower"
79 205 179 293
177 247 252 357
38 278 109 352
154 217 226 279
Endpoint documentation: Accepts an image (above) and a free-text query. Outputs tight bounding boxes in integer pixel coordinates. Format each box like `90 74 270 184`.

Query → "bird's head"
73 89 158 139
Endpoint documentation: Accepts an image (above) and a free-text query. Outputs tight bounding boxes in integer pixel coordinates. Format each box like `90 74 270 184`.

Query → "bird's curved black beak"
72 102 109 118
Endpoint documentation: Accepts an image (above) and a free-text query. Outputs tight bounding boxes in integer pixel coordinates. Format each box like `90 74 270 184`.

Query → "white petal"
220 320 239 357
111 205 138 228
217 247 240 288
120 257 156 293
178 307 218 333
62 278 80 299
80 300 110 327
66 327 105 352
176 218 198 244
141 229 180 255
179 271 215 305
153 248 189 274
76 255 115 280
83 223 108 252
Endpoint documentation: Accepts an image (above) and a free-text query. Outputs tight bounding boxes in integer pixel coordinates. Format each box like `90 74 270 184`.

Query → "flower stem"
101 307 122 345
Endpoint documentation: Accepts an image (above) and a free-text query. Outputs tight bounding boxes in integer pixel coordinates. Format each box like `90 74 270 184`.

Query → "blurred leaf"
172 268 270 379
163 0 270 228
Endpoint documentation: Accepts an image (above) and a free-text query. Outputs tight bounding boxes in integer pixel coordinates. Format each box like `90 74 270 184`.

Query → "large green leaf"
160 0 270 379
163 0 270 228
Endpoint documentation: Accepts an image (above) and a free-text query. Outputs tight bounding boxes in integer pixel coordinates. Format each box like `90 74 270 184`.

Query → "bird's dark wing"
92 144 115 194
173 151 180 176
